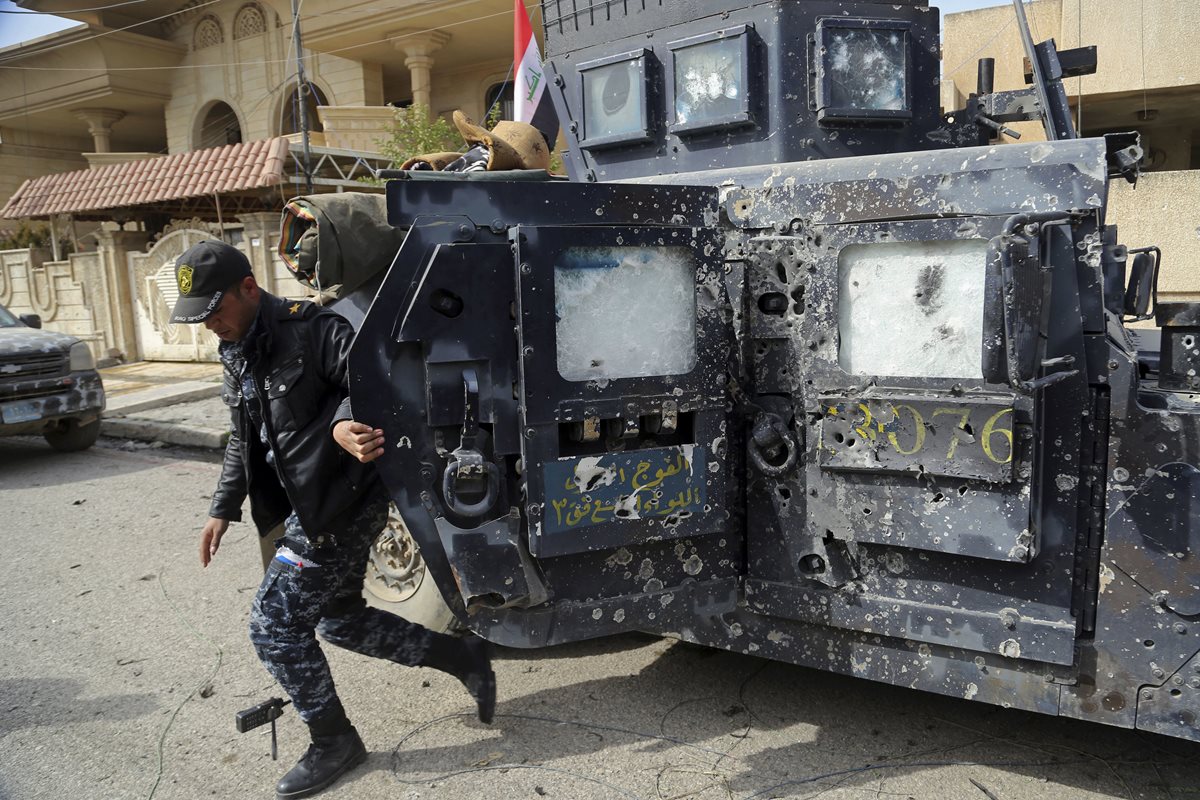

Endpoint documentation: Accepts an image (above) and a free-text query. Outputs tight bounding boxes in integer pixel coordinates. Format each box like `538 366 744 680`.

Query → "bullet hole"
1144 639 1155 648
430 288 464 318
800 554 826 574
958 485 969 497
932 492 945 503
776 262 788 283
776 485 792 501
758 292 788 315
862 507 872 516
791 285 805 314
834 432 845 443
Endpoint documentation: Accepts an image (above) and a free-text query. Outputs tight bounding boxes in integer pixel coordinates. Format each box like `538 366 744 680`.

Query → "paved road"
2 437 1198 800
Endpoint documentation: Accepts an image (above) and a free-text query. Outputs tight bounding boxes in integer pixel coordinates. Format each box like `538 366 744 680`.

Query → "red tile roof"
1 137 291 219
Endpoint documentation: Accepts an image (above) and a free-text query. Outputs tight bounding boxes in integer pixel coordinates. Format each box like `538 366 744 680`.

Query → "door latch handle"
441 368 499 517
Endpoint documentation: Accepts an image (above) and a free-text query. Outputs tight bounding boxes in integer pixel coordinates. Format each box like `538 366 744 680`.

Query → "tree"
373 104 460 168
0 221 72 255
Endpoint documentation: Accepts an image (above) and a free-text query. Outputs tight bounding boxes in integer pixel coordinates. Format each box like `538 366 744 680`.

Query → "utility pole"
291 0 313 193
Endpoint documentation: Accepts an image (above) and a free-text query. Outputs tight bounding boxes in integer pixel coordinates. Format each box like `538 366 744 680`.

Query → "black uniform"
212 292 481 727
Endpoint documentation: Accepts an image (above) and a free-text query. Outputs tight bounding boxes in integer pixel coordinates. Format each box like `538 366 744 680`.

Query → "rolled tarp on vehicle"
278 193 407 299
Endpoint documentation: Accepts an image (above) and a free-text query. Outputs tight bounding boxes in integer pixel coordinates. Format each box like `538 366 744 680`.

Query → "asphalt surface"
2 436 1199 800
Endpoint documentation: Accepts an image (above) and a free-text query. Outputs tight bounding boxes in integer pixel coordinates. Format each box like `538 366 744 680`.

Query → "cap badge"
178 264 194 295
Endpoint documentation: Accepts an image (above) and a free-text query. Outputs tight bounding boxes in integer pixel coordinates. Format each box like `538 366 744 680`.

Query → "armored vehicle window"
837 239 987 379
554 246 697 381
815 19 911 123
668 26 752 135
579 50 651 149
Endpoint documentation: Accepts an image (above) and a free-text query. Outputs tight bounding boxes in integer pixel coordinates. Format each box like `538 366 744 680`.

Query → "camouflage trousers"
248 490 433 722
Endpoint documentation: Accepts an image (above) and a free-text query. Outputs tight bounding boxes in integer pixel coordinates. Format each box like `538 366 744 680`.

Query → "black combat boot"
275 705 367 799
420 633 496 723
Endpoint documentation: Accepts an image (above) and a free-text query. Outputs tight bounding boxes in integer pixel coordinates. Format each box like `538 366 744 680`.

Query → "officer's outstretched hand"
200 517 229 567
334 420 385 463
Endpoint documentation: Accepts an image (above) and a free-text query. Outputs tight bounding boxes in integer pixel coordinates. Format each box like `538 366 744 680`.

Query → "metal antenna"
291 0 314 194
1011 0 1055 140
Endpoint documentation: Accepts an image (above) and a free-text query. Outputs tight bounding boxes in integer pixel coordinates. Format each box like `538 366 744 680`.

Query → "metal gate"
127 229 227 362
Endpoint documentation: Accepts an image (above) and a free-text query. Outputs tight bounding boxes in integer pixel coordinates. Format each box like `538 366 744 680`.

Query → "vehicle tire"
44 418 101 452
363 504 463 634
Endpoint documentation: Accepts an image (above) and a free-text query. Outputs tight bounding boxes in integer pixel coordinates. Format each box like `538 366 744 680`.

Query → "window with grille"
194 16 223 50
233 4 266 40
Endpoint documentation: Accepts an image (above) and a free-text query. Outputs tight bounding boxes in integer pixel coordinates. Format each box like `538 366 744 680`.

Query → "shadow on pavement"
0 677 158 737
389 636 1200 799
0 437 195 489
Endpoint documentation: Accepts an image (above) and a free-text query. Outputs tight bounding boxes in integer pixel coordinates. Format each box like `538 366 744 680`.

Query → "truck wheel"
44 418 101 452
363 505 462 634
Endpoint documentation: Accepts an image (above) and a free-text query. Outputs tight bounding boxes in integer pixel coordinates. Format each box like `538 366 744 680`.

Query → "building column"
236 213 282 295
94 228 148 361
391 30 450 115
72 108 126 153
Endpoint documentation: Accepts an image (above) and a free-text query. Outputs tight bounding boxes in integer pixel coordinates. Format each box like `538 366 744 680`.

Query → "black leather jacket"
209 292 377 536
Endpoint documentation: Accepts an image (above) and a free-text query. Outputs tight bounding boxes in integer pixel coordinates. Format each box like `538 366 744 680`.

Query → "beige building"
0 0 531 361
942 0 1200 303
0 0 522 180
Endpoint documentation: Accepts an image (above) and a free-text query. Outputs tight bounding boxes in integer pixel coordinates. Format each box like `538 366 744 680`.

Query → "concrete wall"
1057 0 1200 95
1 249 111 360
1108 170 1200 302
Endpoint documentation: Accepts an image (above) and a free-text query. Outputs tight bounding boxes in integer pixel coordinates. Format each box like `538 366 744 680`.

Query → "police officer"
171 240 495 799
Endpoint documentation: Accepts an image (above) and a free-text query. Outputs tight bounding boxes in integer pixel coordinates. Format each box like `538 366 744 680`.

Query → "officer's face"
204 277 261 342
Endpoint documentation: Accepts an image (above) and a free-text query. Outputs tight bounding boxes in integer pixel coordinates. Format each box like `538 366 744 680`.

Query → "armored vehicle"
329 0 1200 743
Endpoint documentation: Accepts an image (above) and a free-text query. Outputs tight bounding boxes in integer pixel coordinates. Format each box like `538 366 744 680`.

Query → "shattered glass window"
673 38 744 127
838 239 987 379
824 28 907 112
555 247 697 381
582 58 645 141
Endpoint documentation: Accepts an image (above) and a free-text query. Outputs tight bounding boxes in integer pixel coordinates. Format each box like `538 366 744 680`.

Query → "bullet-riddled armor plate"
339 0 1200 748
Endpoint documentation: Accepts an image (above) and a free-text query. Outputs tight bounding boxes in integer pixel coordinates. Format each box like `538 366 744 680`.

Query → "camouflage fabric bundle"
278 193 408 299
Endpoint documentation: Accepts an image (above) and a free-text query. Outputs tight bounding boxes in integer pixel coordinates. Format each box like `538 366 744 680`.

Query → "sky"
0 0 1014 49
0 1 81 48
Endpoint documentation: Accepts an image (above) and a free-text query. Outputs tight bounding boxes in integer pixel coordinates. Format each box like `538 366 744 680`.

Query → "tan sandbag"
452 110 551 171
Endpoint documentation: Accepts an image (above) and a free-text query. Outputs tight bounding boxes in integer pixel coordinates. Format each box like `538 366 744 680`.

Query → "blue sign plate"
1 400 42 425
543 445 707 534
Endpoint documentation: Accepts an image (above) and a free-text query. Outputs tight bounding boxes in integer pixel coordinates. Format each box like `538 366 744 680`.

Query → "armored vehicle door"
353 175 742 647
734 163 1098 671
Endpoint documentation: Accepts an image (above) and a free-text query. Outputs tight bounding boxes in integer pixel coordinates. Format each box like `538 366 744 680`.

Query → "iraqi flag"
514 0 559 146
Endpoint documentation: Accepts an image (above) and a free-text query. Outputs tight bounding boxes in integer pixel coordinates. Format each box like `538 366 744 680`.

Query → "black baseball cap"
169 240 253 324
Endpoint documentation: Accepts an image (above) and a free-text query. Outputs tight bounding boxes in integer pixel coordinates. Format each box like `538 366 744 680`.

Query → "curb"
101 417 228 450
104 383 222 416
